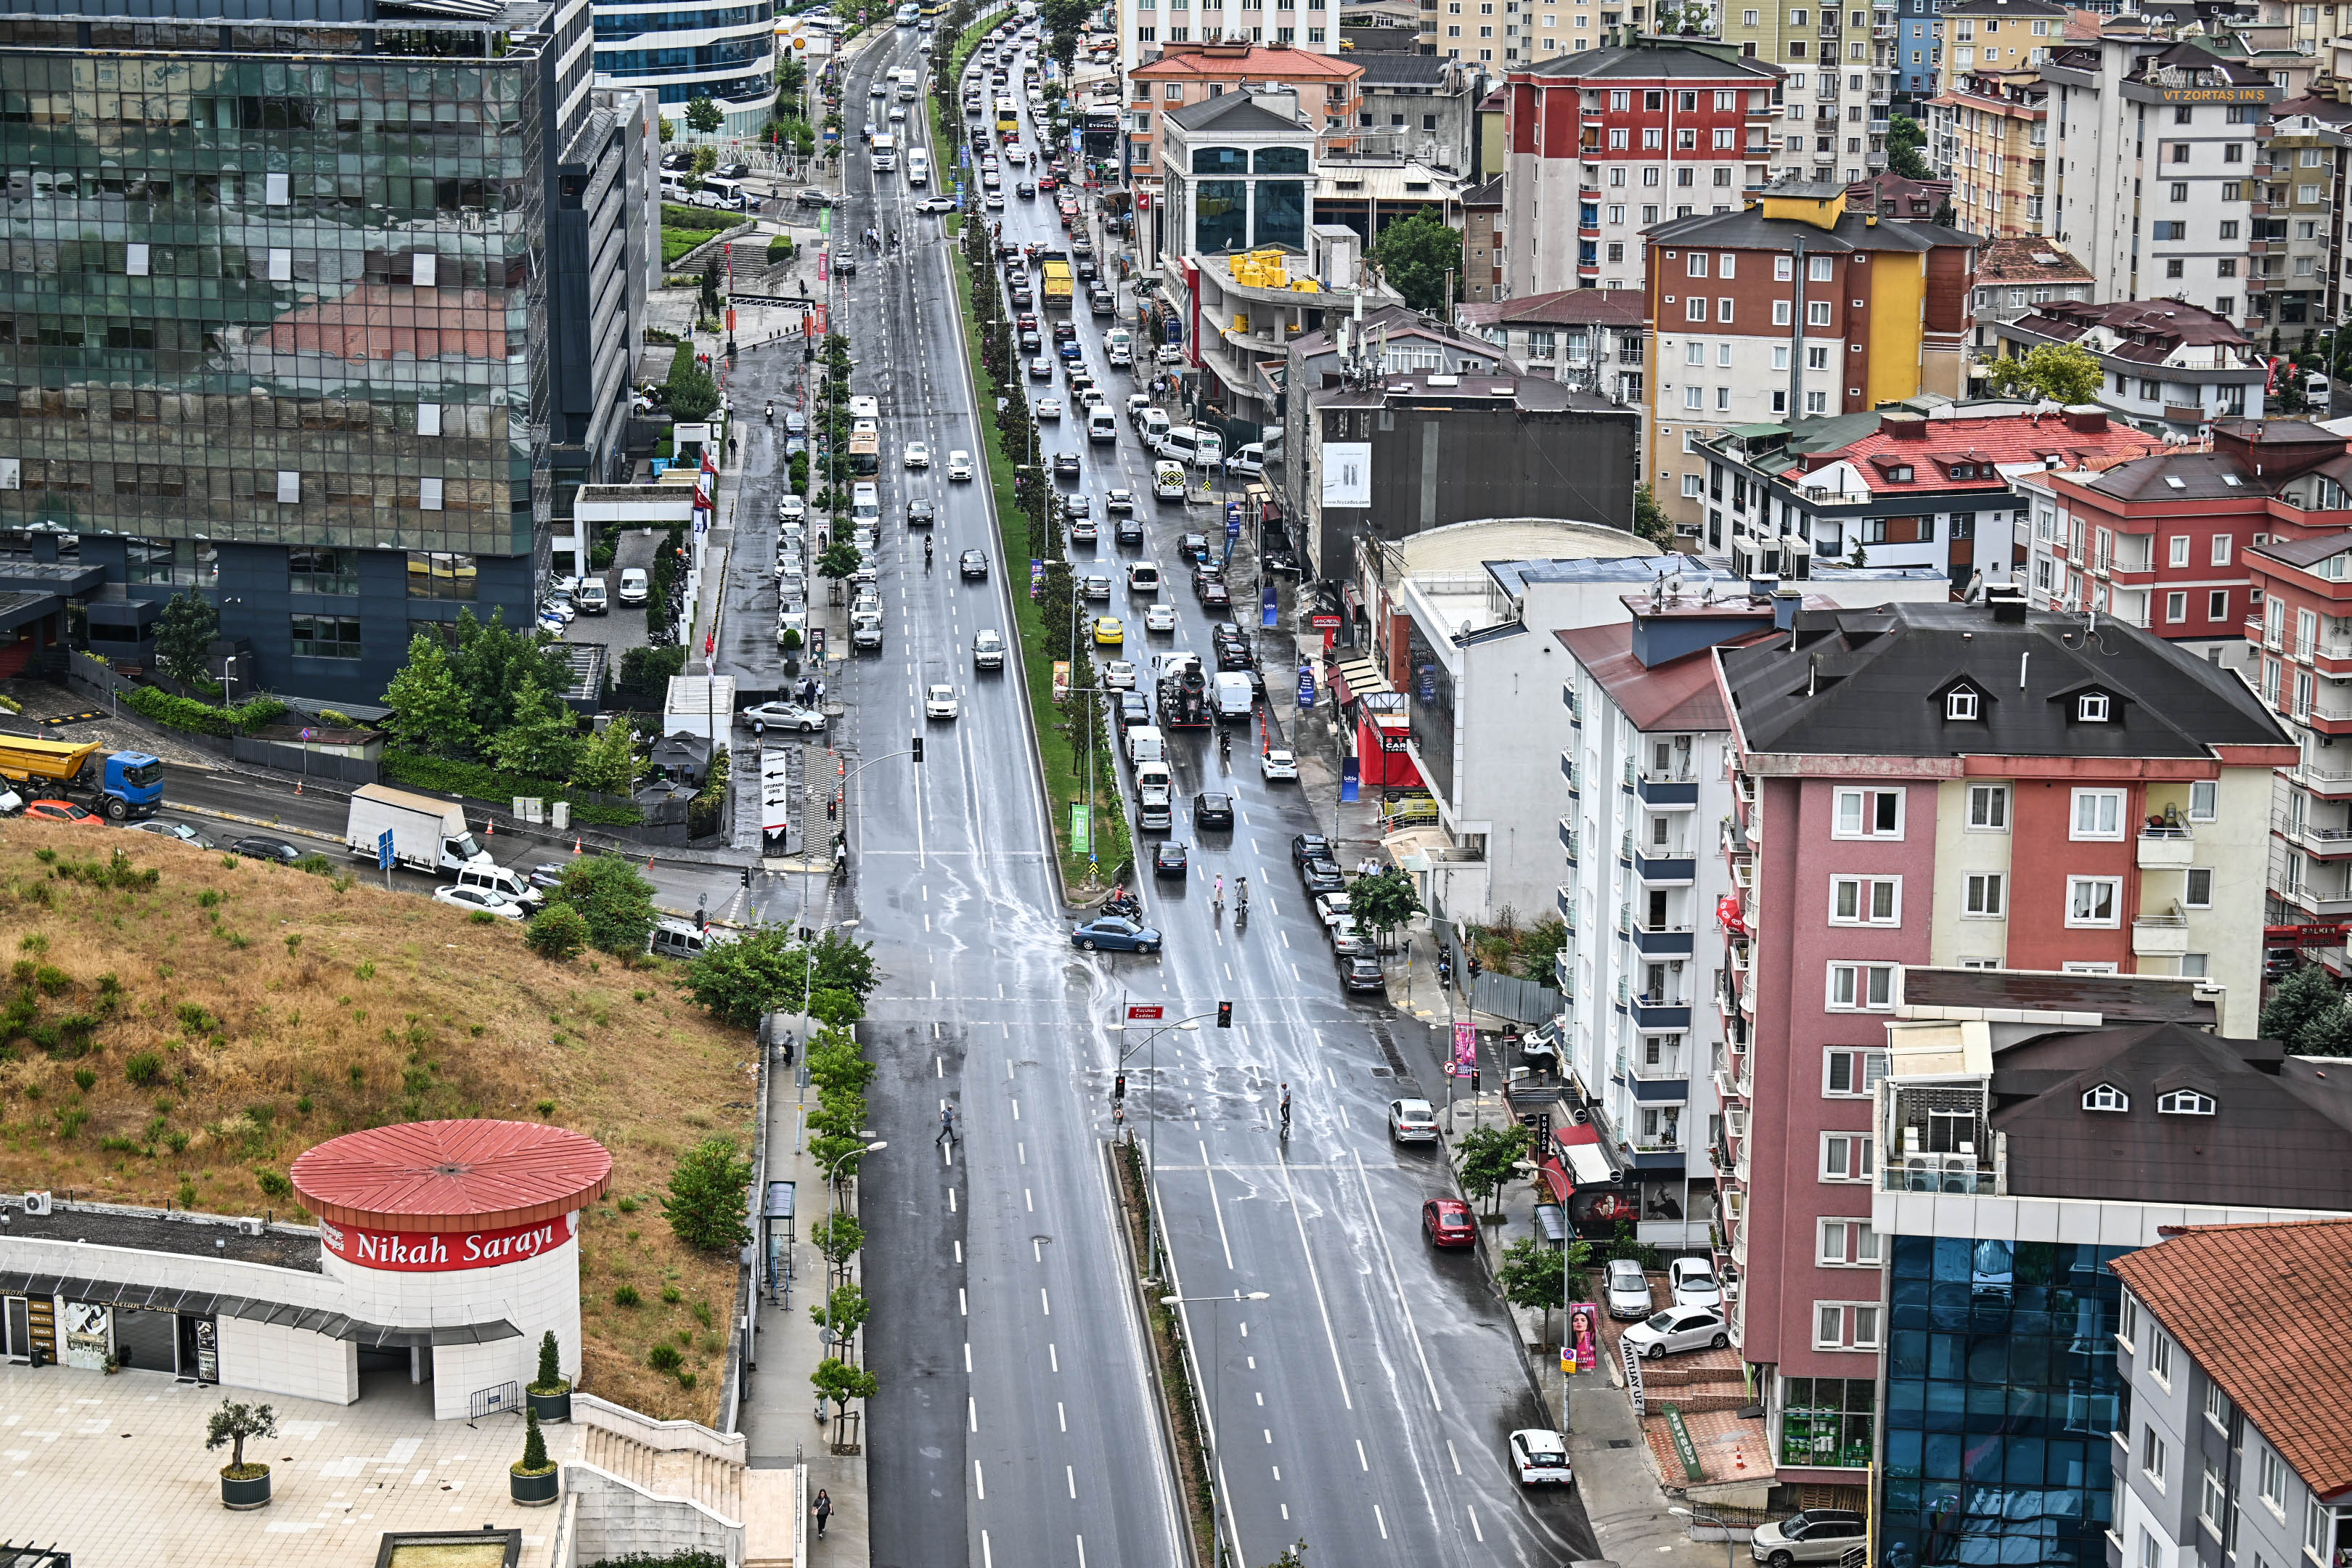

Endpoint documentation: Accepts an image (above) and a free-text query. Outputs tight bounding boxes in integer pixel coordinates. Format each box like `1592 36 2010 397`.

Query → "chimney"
1879 411 1930 440
1773 585 1801 631
2062 404 2108 434
1985 584 2029 624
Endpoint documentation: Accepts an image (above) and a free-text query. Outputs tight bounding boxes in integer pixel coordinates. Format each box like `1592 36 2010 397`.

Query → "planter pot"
220 1469 272 1510
510 1467 561 1507
527 1387 572 1424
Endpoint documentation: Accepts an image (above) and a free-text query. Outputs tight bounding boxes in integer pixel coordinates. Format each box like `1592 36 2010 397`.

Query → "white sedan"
925 683 960 720
905 441 932 469
1105 488 1135 513
1260 748 1299 781
947 450 974 481
434 884 526 921
915 196 959 213
1037 396 1063 420
1143 603 1179 634
1103 661 1137 690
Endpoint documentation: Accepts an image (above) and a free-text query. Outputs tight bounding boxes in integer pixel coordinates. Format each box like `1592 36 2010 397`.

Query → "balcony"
2163 404 2207 425
1632 922 1696 956
1628 1048 1687 1086
1629 991 1693 1031
1558 816 1580 860
1561 754 1580 793
2136 822 2194 870
1884 1151 2004 1195
1555 950 1574 993
2247 616 2281 650
2276 814 2352 859
1636 847 1698 886
1636 770 1699 807
2290 764 2352 799
1557 883 1575 923
2132 906 2189 957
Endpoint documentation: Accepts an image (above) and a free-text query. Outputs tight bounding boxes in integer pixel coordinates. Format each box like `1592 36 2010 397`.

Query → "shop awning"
1330 656 1392 707
213 1297 521 1349
1553 1123 1620 1187
1342 584 1365 617
0 1272 225 1318
1537 1156 1573 1206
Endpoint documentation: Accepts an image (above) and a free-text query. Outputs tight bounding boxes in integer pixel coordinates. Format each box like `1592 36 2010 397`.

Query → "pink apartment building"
1710 589 2290 1490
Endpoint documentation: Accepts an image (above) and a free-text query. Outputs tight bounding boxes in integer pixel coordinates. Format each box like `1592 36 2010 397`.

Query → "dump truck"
1038 248 1074 310
0 736 164 820
344 784 493 875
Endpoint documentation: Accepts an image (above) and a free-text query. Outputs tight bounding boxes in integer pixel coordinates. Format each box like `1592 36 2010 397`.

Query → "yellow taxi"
1092 616 1124 647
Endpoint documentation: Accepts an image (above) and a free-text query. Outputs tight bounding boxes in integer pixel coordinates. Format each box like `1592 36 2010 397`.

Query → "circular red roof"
290 1119 613 1233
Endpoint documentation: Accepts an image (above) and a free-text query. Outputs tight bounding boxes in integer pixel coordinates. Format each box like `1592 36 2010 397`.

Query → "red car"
1037 173 1058 192
1424 1198 1476 1248
24 799 103 827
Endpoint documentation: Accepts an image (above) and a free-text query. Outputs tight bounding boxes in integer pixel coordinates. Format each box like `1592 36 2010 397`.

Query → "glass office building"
590 0 775 137
1880 1236 2133 1568
0 0 633 704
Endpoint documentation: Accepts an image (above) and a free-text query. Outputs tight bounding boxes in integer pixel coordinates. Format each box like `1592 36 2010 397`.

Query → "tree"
807 1029 877 1098
204 1397 278 1477
486 675 582 779
700 258 724 323
1042 0 1088 70
1349 868 1424 942
531 1330 568 1395
668 354 721 424
2260 963 2346 1050
817 538 863 584
517 1407 552 1474
1371 207 1464 315
2299 1003 2352 1058
524 902 591 963
1631 481 1675 550
811 1209 865 1273
810 1282 872 1345
571 714 645 796
690 144 719 187
685 94 724 137
1886 114 1929 180
155 590 219 690
685 926 809 1030
1982 341 2104 407
1457 1122 1533 1218
662 1136 753 1252
658 113 675 144
1260 1543 1312 1568
446 607 576 746
811 1355 878 1421
1497 1234 1567 1314
550 855 660 955
380 632 483 756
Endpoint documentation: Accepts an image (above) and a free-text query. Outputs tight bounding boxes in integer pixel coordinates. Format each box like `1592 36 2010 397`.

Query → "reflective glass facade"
590 0 774 128
1881 1236 2133 1568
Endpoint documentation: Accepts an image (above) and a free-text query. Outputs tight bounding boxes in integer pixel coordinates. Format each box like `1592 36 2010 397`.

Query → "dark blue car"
1071 916 1162 953
1060 338 1083 361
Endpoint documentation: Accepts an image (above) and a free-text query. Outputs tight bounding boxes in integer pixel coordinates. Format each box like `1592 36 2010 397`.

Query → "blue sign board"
1225 510 1241 542
1262 584 1278 629
1339 755 1360 804
1298 662 1316 709
377 828 396 871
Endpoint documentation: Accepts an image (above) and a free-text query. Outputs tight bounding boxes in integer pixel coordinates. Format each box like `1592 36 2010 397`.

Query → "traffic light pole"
1108 1004 1225 1277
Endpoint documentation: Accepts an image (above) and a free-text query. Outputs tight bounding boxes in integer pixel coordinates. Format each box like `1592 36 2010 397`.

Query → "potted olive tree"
206 1397 279 1510
527 1330 572 1423
510 1407 560 1506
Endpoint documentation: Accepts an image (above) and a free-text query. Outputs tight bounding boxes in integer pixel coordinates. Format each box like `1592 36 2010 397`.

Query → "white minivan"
1125 723 1167 765
452 862 544 911
618 567 649 605
1087 406 1118 444
851 481 881 527
1212 671 1254 722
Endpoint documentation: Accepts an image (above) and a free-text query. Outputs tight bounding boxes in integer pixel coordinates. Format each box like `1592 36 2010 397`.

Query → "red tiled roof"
1975 237 2094 285
1132 44 1360 79
1457 287 1645 329
290 1119 614 1232
1779 412 2164 494
2109 1219 2352 1500
1555 622 1747 732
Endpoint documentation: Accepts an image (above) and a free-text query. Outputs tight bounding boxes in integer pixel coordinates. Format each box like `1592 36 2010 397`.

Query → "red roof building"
290 1119 613 1234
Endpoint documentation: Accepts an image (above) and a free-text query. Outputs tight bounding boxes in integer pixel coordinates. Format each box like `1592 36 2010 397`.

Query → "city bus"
995 97 1018 137
847 429 880 477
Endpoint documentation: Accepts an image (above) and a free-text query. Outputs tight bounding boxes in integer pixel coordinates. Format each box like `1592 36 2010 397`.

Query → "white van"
1127 560 1161 594
1156 426 1204 464
650 918 742 960
848 395 880 420
1139 408 1172 446
618 567 650 605
576 579 608 614
1087 406 1118 444
453 862 544 910
907 147 931 187
1212 671 1254 722
1125 723 1167 765
1153 460 1187 500
851 481 881 526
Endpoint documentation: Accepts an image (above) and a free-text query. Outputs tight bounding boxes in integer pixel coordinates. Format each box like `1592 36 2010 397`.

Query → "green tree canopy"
1631 481 1675 550
571 715 646 796
2259 963 2349 1053
1349 868 1424 936
1983 341 2104 407
486 675 582 779
1371 208 1464 314
661 1136 752 1251
1457 1122 1533 1217
523 902 591 963
1497 1234 1569 1313
550 856 660 955
685 95 724 136
380 632 483 756
155 591 220 692
683 926 878 1030
811 1355 878 1418
443 608 575 746
1886 115 1929 179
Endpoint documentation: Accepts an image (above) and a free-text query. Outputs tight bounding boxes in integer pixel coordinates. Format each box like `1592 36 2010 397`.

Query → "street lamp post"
1670 1504 1737 1568
1106 1011 1207 1275
1160 1288 1271 1567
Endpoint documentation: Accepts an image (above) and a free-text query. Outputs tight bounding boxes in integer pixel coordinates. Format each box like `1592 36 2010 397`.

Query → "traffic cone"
485 818 493 837
574 836 584 854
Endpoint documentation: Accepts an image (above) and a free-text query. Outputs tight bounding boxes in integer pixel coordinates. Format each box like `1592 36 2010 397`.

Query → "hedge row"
122 685 286 736
382 751 643 826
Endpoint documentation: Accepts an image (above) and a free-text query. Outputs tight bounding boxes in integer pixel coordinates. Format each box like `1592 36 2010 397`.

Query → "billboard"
1321 441 1371 507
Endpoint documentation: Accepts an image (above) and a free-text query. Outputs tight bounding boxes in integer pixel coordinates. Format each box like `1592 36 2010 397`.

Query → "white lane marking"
1373 1506 1389 1540
1262 1429 1272 1444
1199 1139 1236 1270
1279 928 1289 950
1351 1146 1445 1413
1012 1098 1021 1121
960 1288 968 1316
1254 1391 1264 1406
1274 1155 1355 1410
1357 1438 1369 1471
1468 1506 1485 1543
1058 1401 1067 1432
949 1188 957 1212
1025 1187 1034 1211
955 1240 963 1264
937 1055 944 1077
1076 1537 1085 1568
981 1533 992 1568
1066 1464 1077 1499
1272 1466 1281 1480
1447 1438 1461 1475
1032 1237 1043 1262
964 1342 973 1373
1018 1142 1027 1165
968 1397 978 1432
974 1461 986 1500
1050 1342 1058 1373
1040 1287 1051 1316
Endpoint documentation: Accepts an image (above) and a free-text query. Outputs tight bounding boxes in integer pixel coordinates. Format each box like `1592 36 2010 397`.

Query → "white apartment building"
1120 0 1340 75
2041 36 2279 330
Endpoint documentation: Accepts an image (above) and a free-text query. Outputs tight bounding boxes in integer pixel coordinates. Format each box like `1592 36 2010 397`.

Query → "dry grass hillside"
0 820 756 1423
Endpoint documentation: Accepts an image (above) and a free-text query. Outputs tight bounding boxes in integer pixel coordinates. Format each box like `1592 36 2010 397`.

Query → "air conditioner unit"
238 1216 266 1237
23 1190 52 1216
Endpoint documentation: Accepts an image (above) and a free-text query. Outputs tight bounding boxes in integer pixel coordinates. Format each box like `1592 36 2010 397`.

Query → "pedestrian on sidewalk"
937 1101 958 1145
812 1487 833 1538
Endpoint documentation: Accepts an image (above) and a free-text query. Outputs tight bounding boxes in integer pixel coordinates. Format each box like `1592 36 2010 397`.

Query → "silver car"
1603 1257 1652 1320
1620 1304 1727 1360
1387 1098 1439 1143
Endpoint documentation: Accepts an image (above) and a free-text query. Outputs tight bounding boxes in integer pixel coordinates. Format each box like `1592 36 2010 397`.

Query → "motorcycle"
1102 891 1145 922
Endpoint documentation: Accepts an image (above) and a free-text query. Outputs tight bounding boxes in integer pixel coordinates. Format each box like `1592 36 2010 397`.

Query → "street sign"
1297 662 1315 708
1225 511 1241 541
376 828 396 871
1261 584 1278 629
1126 1004 1164 1021
1071 803 1090 854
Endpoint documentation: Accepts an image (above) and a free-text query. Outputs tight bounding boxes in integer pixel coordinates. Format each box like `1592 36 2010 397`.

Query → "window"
2149 1329 2173 1385
1827 962 1896 1011
290 613 362 661
418 402 444 438
2072 788 2123 839
2067 876 2120 927
419 477 444 513
1821 1132 1875 1179
288 548 357 597
2168 592 2188 623
1964 873 2005 918
2260 1447 2287 1513
2211 589 2230 621
276 470 301 504
1808 300 1832 327
2078 693 2110 722
1967 784 2009 830
2205 1384 2233 1434
2189 779 2217 821
2157 1087 2216 1115
2170 534 2191 567
1831 875 1900 924
2213 534 2234 565
2143 1424 2168 1488
407 550 479 600
1683 473 1704 497
1833 787 1903 838
1813 1302 1882 1348
2121 1294 2140 1349
1824 1048 1890 1095
2185 867 2213 908
1687 252 1710 278
1945 687 1979 721
2202 1461 2229 1535
2082 1083 2129 1112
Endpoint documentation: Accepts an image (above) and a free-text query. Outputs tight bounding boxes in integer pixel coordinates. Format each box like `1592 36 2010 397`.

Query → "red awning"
1538 1156 1573 1206
1555 1122 1602 1149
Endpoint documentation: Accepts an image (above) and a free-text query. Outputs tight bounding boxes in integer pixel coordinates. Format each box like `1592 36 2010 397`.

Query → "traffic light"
1113 1072 1127 1102
1471 1067 1482 1095
1216 1001 1233 1029
741 865 753 890
912 735 925 762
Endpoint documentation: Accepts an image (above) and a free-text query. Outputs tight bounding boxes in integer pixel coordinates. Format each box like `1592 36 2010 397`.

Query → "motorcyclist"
924 535 934 570
764 401 775 424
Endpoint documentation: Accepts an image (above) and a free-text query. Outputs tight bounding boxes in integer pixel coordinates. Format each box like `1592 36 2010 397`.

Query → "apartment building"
1868 982 2352 1565
1927 65 2052 235
1119 0 1343 75
1457 288 1649 399
1840 168 1952 217
1351 52 1484 172
592 0 773 137
2245 530 2352 947
2109 1222 2352 1568
1713 594 2296 1495
2041 38 2278 329
1993 299 2268 435
1463 178 1506 301
1720 0 1901 178
1966 237 2092 350
1126 43 1364 197
1641 179 1979 534
2261 99 2350 330
1892 0 1938 105
1694 404 2161 582
1498 41 1785 297
2020 417 2352 653
1927 0 2066 86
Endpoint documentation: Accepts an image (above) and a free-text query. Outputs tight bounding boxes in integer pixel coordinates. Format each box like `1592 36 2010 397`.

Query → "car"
1199 580 1231 612
1260 748 1299 781
783 410 808 437
1070 915 1162 953
123 818 213 848
924 684 960 720
1143 603 1178 634
1093 616 1124 646
1117 690 1151 728
1508 1429 1572 1487
906 498 936 529
1424 1198 1476 1248
1082 571 1112 601
1313 891 1352 929
1749 1511 1869 1568
973 630 1007 670
1037 396 1063 420
1093 659 1132 691
1291 833 1334 867
1053 452 1081 478
797 187 838 208
1069 517 1099 545
869 80 886 95
852 616 883 652
1186 793 1232 833
1668 1257 1723 1309
983 189 1003 208
960 549 990 579
715 160 749 180
227 833 305 862
833 249 857 277
912 195 957 212
1065 491 1092 518
1020 328 1043 354
1152 840 1188 878
1105 488 1135 513
1029 355 1055 380
1177 531 1210 563
888 105 907 122
434 883 526 920
1301 857 1346 896
1158 343 1186 366
1059 337 1082 361
1338 950 1384 991
905 441 931 468
740 701 828 733
1388 1098 1439 1143
1603 1257 1654 1320
1070 233 1094 256
1117 515 1145 544
947 450 974 481
1621 1305 1730 1360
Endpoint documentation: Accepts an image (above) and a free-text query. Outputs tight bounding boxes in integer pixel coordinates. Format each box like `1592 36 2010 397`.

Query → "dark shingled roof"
1720 600 2292 759
1900 966 2219 1026
1354 51 1449 86
1645 203 1977 253
1522 42 1781 80
1166 94 1305 133
2252 533 2352 569
1989 1024 2352 1212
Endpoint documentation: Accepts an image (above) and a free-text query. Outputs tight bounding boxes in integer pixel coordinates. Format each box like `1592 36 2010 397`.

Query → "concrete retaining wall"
563 1461 746 1565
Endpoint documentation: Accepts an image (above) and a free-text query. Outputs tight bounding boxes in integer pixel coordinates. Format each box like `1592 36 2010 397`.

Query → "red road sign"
1126 1004 1164 1021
